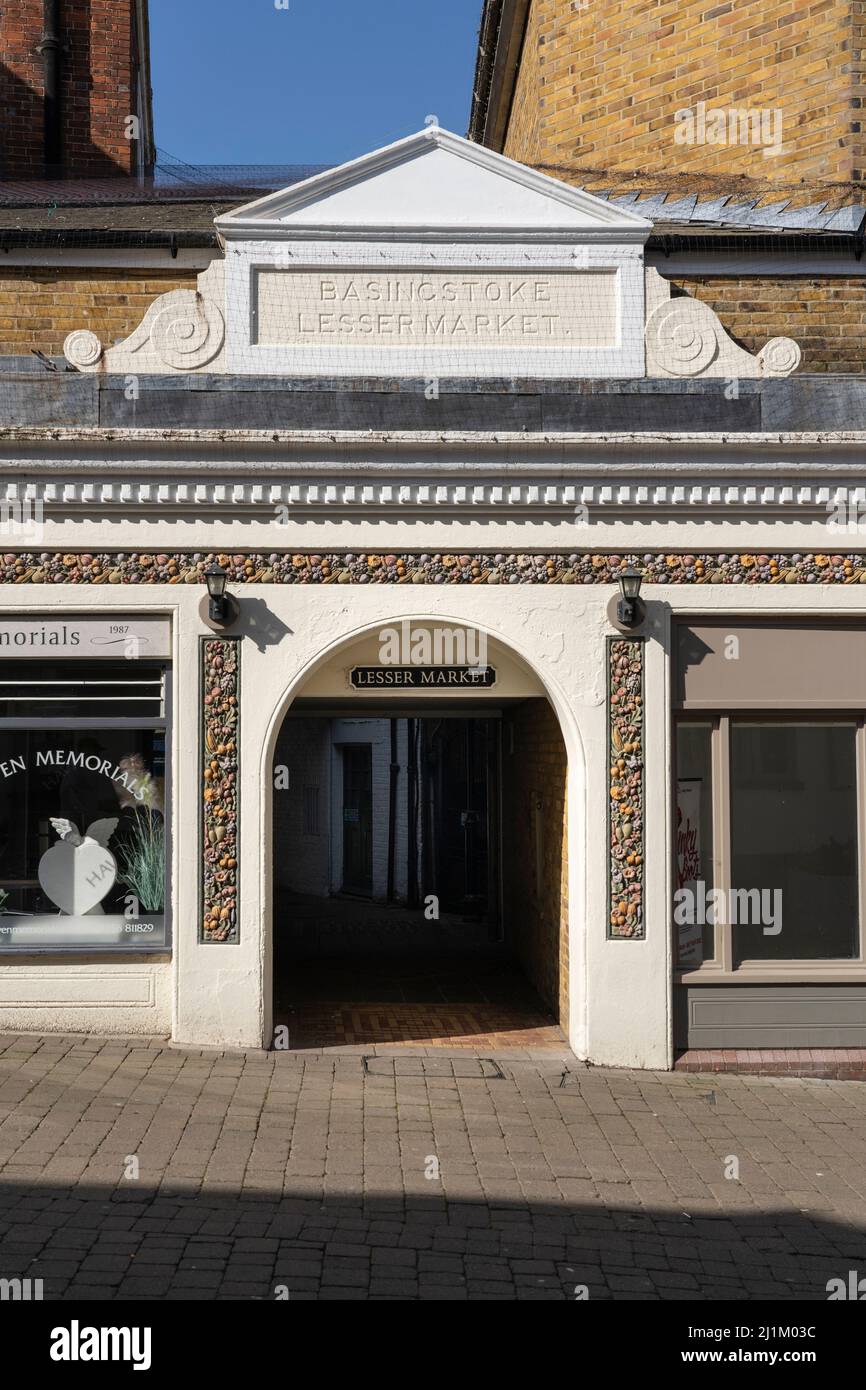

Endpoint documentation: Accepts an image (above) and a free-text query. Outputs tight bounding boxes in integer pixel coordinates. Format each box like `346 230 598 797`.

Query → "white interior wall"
272 717 331 898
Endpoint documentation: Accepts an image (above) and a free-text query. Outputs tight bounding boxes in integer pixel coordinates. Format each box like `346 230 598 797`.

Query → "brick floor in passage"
276 955 568 1051
284 1001 568 1049
1 1033 866 1301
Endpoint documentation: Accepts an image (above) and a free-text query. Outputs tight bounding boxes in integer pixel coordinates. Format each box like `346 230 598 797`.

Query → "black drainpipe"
37 0 63 175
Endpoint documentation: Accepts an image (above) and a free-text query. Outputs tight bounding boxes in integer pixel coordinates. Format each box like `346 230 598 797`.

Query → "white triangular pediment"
216 127 652 243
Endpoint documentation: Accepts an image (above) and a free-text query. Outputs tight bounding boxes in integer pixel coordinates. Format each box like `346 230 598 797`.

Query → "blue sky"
149 0 484 167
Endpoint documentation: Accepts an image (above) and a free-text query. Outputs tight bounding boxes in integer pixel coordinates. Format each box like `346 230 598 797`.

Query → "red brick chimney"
0 0 155 178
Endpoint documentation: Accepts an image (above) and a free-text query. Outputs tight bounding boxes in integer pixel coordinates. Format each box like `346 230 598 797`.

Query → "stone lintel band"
0 552 864 584
201 637 240 944
608 637 645 941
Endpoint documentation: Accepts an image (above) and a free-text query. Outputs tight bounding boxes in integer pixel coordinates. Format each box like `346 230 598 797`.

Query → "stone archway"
260 617 581 1054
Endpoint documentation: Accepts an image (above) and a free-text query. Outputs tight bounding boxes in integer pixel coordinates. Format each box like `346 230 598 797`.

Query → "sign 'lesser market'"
350 666 497 689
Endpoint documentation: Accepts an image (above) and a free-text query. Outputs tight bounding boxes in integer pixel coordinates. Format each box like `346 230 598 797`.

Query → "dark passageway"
272 702 568 1050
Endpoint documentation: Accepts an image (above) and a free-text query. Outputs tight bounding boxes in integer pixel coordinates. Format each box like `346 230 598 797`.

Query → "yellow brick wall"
3 266 862 374
504 0 866 186
503 698 569 1026
0 269 197 356
673 275 866 373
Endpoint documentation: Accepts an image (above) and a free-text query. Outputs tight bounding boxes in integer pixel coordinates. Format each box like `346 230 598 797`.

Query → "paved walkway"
1 1033 865 1300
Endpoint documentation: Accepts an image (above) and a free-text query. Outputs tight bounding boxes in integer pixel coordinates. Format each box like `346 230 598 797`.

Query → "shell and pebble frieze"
201 638 239 944
608 638 644 941
1 551 866 584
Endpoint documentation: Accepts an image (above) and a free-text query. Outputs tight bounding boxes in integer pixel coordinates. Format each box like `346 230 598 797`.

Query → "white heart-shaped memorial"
38 840 118 915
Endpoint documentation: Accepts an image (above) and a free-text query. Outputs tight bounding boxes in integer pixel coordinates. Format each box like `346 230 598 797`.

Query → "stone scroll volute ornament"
63 262 227 375
645 294 801 379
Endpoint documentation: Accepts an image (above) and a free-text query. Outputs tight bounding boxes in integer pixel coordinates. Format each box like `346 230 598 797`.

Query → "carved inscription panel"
254 269 617 349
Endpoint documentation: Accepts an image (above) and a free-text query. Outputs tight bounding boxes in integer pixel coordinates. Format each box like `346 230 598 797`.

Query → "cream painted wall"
299 624 546 700
0 958 171 1036
0 579 863 1065
24 517 866 552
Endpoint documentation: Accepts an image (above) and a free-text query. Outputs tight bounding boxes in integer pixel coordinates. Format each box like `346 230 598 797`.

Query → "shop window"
674 621 865 974
730 724 858 962
0 661 169 953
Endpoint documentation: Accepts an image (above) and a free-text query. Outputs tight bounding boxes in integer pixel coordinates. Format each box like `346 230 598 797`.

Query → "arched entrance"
264 620 573 1053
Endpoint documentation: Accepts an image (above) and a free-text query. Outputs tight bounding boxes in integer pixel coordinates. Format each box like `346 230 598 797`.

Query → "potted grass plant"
113 758 165 914
116 811 165 912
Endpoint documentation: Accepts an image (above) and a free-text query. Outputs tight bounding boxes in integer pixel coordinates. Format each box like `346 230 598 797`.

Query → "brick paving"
0 1032 865 1301
286 1002 567 1049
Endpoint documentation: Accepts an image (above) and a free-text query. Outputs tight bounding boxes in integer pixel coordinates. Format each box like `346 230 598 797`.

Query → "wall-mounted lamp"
205 564 231 627
616 567 646 629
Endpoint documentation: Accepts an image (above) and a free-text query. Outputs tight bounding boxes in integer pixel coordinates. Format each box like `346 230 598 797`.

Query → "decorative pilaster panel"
201 637 240 943
608 637 645 940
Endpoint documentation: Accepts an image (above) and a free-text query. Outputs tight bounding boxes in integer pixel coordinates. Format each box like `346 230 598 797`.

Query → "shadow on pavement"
1 1180 864 1300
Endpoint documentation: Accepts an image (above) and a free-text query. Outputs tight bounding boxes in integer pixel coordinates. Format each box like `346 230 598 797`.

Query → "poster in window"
676 778 703 966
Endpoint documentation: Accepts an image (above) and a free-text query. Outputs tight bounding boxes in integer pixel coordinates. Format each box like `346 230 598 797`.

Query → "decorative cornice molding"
2 427 865 519
0 474 864 520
